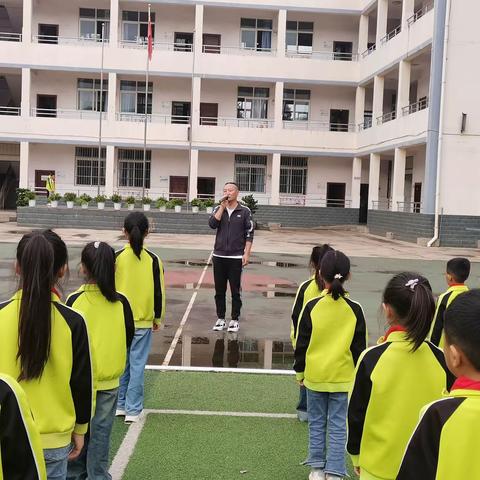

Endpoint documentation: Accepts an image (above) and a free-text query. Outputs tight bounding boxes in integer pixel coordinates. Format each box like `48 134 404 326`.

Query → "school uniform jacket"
66 285 135 391
397 377 480 480
430 284 469 348
115 244 166 328
0 291 93 449
347 330 455 480
294 293 367 392
0 373 46 480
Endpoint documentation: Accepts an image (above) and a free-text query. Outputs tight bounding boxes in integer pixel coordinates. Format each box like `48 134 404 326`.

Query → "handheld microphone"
220 195 229 203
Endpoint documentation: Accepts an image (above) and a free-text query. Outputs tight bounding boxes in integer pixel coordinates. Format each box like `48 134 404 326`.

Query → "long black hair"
311 244 334 290
383 272 435 351
124 212 149 259
320 250 351 300
81 241 117 302
16 230 68 381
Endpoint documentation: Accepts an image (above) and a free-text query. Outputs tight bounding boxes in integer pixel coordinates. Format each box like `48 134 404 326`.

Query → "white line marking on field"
162 251 213 366
144 408 297 419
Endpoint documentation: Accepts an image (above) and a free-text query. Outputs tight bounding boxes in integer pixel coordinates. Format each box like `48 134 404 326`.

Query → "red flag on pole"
147 5 153 61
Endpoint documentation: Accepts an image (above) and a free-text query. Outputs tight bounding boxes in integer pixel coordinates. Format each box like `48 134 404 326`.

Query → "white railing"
358 119 373 131
402 98 429 116
0 106 20 116
371 199 392 211
397 201 422 213
200 117 274 128
31 108 107 119
283 120 356 132
279 195 352 208
32 35 109 45
0 32 21 42
361 43 376 58
285 48 357 61
376 111 396 125
380 25 401 44
202 45 275 56
116 113 190 124
120 40 193 52
407 2 434 26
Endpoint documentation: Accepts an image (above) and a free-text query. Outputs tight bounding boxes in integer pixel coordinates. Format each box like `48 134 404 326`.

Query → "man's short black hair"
446 257 471 283
445 290 480 371
224 181 239 189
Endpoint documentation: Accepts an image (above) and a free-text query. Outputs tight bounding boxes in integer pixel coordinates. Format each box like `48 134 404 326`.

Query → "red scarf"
451 376 480 392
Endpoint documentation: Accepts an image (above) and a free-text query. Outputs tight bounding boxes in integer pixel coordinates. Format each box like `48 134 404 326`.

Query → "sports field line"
162 251 213 366
143 408 297 419
145 365 295 375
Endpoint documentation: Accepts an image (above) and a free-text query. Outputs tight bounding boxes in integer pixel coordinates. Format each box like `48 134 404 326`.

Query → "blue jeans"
44 444 71 480
297 385 307 412
67 388 119 480
306 389 348 477
117 328 152 415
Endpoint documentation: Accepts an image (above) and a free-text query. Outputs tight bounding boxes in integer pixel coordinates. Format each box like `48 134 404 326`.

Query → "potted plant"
241 194 258 215
63 192 77 209
49 193 61 208
111 193 122 210
16 188 36 207
142 196 152 211
172 198 184 213
165 200 176 210
79 193 91 209
95 194 106 210
203 198 215 214
190 198 202 213
126 196 136 210
156 197 168 212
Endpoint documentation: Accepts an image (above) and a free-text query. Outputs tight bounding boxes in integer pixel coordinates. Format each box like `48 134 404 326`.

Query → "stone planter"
114 203 122 210
192 206 199 213
50 201 58 208
206 206 213 214
127 203 135 210
174 205 182 213
66 201 74 209
28 199 36 207
143 204 151 211
97 202 105 210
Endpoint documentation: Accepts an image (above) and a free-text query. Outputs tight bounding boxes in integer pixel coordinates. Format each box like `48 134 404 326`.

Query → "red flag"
147 7 153 61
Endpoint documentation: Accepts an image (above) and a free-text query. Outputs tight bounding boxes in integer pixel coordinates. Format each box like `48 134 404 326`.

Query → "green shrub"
203 198 215 208
190 198 202 207
156 197 168 208
126 196 136 205
95 194 106 203
63 192 77 202
49 193 62 202
241 194 258 215
79 193 92 204
111 193 122 203
171 198 184 206
142 196 152 204
16 188 35 207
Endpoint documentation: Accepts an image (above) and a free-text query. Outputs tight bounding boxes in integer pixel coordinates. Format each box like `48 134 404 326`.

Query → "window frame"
282 89 311 121
240 17 273 51
74 146 106 186
119 80 153 115
79 8 110 41
121 10 156 43
279 156 308 195
234 154 267 193
117 148 152 188
237 87 270 119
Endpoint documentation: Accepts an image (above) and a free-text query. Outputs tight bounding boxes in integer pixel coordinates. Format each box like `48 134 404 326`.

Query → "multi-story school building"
0 0 477 245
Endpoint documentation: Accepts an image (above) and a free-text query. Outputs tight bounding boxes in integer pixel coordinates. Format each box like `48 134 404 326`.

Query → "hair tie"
94 241 100 249
405 278 419 290
334 273 343 280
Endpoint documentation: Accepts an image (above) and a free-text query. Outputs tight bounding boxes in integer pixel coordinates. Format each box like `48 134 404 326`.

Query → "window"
363 110 373 128
283 89 310 121
330 109 350 132
75 146 106 186
118 149 151 188
234 154 267 192
122 10 155 43
280 156 308 194
174 32 193 52
120 80 152 115
171 102 191 124
237 87 269 119
77 78 108 112
240 18 272 51
79 8 110 40
333 41 353 61
286 21 313 54
418 96 428 111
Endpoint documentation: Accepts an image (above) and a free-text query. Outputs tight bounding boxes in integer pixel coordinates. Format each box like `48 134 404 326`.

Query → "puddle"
168 259 300 268
73 233 89 238
262 291 296 298
168 260 210 267
253 283 292 289
255 261 300 268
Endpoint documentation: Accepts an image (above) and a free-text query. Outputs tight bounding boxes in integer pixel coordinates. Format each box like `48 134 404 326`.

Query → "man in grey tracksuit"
208 182 254 333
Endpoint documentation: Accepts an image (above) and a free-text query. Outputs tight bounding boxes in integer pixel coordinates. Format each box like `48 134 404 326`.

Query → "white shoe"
213 319 226 331
309 470 326 480
115 409 126 417
125 414 140 424
227 320 239 333
297 410 308 422
326 475 343 480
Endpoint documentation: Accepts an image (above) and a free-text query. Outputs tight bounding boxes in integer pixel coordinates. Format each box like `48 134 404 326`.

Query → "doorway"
174 32 193 52
169 176 188 199
326 182 346 207
329 109 349 131
36 95 57 117
200 103 218 125
35 169 55 196
414 183 422 213
333 41 353 61
198 177 215 198
203 34 221 53
359 183 369 223
38 24 59 44
171 102 191 124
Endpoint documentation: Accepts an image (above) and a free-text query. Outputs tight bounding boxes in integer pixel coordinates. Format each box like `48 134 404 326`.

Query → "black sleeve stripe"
291 279 314 339
0 299 13 311
0 379 41 480
65 291 84 308
397 397 465 480
53 302 93 425
430 292 452 346
115 248 125 259
344 297 368 366
117 292 135 349
425 341 456 390
145 249 163 319
347 342 391 455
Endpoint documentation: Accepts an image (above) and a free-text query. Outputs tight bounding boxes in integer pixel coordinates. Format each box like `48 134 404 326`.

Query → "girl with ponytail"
294 250 367 480
0 230 93 480
66 241 134 479
115 212 166 423
347 273 455 480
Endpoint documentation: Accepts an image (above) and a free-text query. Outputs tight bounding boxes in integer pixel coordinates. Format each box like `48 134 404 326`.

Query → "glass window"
122 10 155 43
286 21 313 53
79 8 110 40
237 87 270 119
234 155 267 192
75 146 106 186
118 149 151 188
77 78 108 112
283 89 310 121
240 18 273 51
120 80 152 115
280 156 308 194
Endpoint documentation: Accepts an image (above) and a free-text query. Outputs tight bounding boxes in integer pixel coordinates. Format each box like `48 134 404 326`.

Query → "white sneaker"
125 414 140 424
227 320 239 333
297 410 308 422
309 470 326 480
326 475 343 480
213 319 226 331
115 409 126 417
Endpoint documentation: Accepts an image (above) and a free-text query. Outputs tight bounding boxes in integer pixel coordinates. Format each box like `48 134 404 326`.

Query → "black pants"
212 256 243 320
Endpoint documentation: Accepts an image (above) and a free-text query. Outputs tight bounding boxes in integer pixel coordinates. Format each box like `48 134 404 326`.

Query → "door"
200 103 218 125
330 109 349 132
359 183 369 223
174 32 193 52
35 169 55 196
404 173 413 211
38 24 59 44
333 41 353 61
414 183 422 213
36 95 57 117
326 182 346 208
198 177 215 198
171 102 191 124
169 176 188 199
203 34 221 53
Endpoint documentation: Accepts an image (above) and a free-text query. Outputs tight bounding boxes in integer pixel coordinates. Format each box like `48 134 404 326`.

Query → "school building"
0 0 478 245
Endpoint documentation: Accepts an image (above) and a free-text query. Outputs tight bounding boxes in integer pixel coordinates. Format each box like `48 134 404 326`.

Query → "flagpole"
97 22 105 197
142 4 152 200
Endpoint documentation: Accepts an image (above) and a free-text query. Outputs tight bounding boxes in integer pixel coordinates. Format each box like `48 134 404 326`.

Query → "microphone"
220 195 229 203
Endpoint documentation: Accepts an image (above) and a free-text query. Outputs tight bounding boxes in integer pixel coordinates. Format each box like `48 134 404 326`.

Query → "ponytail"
383 273 435 351
16 232 55 381
81 241 117 302
124 212 149 259
310 244 334 291
319 250 351 300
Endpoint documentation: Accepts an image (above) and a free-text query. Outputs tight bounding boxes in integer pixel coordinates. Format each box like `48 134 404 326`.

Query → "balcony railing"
200 117 274 128
283 120 356 132
371 199 392 211
120 40 193 52
279 195 352 208
361 43 376 58
358 118 373 131
0 32 21 42
32 35 109 45
201 45 275 56
397 201 422 214
402 98 429 116
116 113 191 124
285 48 357 61
0 106 21 116
407 2 434 26
31 108 107 119
380 25 401 45
376 111 397 125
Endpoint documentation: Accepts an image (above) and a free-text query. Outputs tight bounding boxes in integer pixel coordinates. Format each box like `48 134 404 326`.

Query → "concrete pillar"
402 0 415 27
276 9 287 57
21 68 31 118
19 141 30 188
188 148 199 201
194 4 204 54
358 14 369 54
373 75 384 122
109 0 119 45
376 0 389 44
368 153 381 209
397 59 411 114
274 81 284 128
270 153 281 205
355 86 366 126
351 157 362 209
264 339 273 369
391 148 407 211
22 0 32 43
191 76 201 126
105 145 115 196
107 72 117 121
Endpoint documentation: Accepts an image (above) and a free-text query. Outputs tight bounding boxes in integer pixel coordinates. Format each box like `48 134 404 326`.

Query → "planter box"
143 204 151 211
66 201 74 209
114 203 122 210
127 204 135 210
206 207 213 214
159 206 166 212
81 203 89 209
97 202 105 210
174 205 182 213
28 199 36 207
50 201 58 208
192 206 199 213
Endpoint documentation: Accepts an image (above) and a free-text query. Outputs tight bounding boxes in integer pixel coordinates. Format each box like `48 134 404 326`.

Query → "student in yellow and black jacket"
66 241 135 480
347 273 454 480
0 230 93 480
0 373 46 480
115 212 166 423
291 244 333 422
294 250 367 480
430 257 470 348
397 289 480 479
